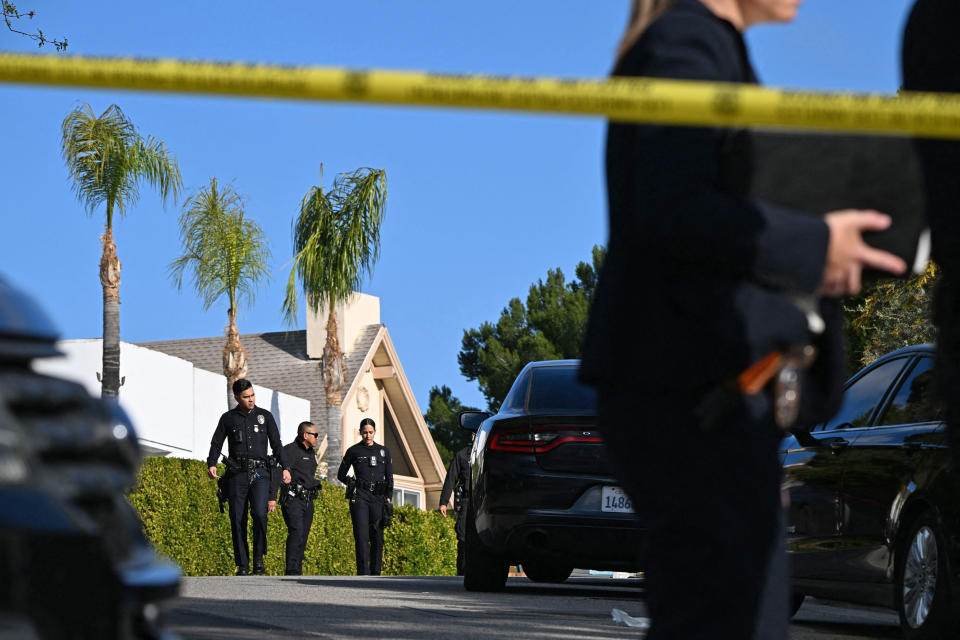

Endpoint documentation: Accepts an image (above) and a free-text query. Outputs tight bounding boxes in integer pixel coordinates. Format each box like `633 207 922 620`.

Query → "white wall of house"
33 339 310 460
306 292 380 359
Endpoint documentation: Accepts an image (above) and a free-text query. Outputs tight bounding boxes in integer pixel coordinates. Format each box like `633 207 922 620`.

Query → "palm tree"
169 178 271 405
283 165 387 480
61 103 181 398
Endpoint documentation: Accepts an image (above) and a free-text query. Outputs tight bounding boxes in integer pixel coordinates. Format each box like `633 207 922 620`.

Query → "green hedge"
128 457 457 576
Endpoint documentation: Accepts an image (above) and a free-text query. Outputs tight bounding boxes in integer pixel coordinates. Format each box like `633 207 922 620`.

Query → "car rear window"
528 365 597 412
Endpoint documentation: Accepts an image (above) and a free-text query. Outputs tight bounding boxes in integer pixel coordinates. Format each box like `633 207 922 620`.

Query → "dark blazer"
902 0 960 266
582 0 837 408
902 0 960 443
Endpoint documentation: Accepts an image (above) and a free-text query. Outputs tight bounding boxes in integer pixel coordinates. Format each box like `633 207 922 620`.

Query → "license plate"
601 486 634 513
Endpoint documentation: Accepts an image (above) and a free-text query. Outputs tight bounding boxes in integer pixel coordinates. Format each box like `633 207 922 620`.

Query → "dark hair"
359 418 376 431
297 421 315 438
232 379 253 397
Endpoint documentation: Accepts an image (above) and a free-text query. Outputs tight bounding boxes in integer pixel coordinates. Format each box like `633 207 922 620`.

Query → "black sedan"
457 359 643 592
783 344 960 639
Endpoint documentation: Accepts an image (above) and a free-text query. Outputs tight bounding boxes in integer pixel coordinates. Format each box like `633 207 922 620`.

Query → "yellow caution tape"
3 52 960 139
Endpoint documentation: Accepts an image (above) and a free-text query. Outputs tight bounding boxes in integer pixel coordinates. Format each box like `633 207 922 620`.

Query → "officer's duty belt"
358 481 387 494
238 458 268 471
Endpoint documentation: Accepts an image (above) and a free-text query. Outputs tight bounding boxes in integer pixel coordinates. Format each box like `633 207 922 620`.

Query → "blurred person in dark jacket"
902 2 960 634
580 1 906 637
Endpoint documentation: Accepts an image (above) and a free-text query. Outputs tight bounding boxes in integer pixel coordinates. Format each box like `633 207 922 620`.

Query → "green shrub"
127 457 457 576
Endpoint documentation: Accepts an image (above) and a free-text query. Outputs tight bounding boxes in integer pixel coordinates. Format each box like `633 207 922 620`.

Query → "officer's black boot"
236 566 249 576
253 557 266 575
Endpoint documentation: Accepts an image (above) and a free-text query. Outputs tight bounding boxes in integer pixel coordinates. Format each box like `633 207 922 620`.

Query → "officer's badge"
257 414 265 425
380 448 385 458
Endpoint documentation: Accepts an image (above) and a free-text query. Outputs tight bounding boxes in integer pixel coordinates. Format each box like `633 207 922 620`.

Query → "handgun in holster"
345 479 356 503
221 454 241 474
453 485 464 512
697 344 818 432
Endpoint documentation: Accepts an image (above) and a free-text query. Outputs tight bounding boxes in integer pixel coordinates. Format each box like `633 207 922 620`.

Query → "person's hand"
821 210 907 296
208 466 218 480
268 500 276 513
282 470 292 484
440 505 448 517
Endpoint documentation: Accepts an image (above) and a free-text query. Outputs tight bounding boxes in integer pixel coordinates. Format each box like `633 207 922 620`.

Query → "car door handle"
828 439 850 452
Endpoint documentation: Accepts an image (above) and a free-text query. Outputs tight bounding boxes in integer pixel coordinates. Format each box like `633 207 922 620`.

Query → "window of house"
391 488 422 509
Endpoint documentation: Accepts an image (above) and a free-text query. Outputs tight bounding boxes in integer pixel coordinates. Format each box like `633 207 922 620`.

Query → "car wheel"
895 511 957 640
462 507 508 592
520 560 573 584
788 593 805 619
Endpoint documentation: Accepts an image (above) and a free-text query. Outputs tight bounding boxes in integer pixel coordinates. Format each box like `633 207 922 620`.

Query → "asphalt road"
164 575 902 639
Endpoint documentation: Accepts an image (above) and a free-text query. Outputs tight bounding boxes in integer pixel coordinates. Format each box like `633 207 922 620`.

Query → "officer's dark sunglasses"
304 432 319 438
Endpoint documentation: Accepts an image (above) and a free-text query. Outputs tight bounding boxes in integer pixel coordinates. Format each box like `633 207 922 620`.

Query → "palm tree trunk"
222 307 248 408
322 308 345 484
100 226 122 398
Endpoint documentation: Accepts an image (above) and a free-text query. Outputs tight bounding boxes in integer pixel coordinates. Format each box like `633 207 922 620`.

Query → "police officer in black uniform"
439 443 471 575
270 421 321 576
337 418 393 576
207 379 290 576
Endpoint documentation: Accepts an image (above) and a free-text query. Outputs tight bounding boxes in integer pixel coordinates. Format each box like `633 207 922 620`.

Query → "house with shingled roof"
39 293 447 510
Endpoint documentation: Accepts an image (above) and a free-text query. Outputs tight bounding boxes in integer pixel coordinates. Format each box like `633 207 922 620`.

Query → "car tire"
462 507 508 592
895 511 958 640
521 560 573 584
788 593 805 619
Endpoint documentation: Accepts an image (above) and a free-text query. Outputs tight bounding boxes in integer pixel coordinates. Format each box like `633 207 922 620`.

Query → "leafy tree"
169 178 271 405
61 103 181 398
283 165 387 481
2 2 67 50
423 385 479 466
459 245 605 411
844 261 938 372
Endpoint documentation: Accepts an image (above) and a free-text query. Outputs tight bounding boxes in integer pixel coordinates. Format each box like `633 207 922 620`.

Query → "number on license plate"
601 486 634 513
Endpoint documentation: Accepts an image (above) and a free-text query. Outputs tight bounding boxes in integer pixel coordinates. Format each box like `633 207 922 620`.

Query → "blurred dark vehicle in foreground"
783 344 959 640
0 276 179 639
458 359 643 592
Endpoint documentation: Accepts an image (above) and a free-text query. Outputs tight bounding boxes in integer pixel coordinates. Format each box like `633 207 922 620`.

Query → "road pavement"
165 575 901 639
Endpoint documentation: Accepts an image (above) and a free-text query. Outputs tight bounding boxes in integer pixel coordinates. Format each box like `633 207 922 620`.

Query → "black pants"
349 492 384 575
454 506 467 576
598 386 783 639
226 469 270 569
281 496 315 575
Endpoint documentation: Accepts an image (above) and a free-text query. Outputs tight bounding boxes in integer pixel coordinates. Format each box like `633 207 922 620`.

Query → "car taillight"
489 427 602 453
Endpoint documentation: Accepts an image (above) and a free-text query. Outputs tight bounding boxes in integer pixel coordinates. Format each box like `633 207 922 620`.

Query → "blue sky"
2 1 914 413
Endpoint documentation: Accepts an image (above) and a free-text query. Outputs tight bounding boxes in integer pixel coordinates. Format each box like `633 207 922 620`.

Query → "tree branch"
3 2 67 51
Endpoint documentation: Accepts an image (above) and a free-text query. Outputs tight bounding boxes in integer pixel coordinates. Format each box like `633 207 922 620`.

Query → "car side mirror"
458 410 490 433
